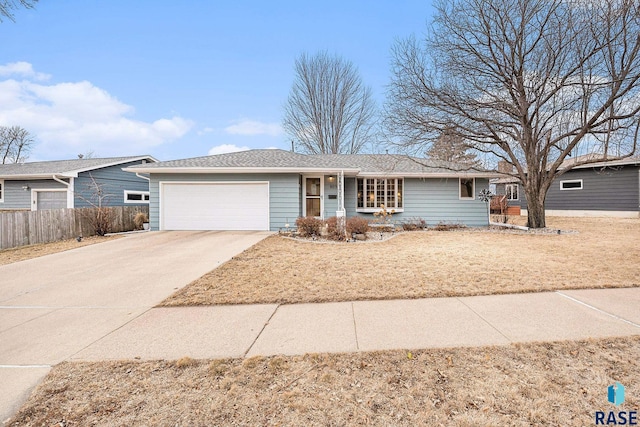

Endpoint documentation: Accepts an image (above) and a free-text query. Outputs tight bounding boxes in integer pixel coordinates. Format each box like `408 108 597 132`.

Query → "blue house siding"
148 173 301 231
0 179 68 210
322 175 339 218
344 177 489 226
74 160 151 208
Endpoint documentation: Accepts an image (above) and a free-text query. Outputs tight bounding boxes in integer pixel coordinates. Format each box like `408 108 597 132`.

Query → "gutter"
135 173 150 181
51 175 71 188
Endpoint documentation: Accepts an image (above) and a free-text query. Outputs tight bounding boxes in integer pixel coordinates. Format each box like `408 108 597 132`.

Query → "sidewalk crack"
456 297 512 342
243 304 280 358
351 302 360 351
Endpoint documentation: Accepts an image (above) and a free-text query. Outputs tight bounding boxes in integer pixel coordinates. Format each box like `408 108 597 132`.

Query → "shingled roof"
126 149 495 177
0 156 156 178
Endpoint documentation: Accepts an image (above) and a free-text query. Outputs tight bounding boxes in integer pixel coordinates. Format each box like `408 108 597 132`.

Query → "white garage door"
161 182 269 230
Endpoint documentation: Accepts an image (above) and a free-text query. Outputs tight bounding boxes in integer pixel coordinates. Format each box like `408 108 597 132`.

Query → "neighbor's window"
124 190 150 203
0 179 3 203
356 178 403 211
505 183 519 200
459 178 475 199
560 180 583 190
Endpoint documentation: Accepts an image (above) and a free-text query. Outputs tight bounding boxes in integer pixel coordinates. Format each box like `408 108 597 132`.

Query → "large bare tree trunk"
525 193 546 229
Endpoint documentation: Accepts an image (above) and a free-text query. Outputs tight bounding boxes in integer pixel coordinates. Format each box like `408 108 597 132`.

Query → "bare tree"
0 126 34 163
426 127 480 166
76 174 114 236
0 0 37 22
386 0 640 228
283 51 376 154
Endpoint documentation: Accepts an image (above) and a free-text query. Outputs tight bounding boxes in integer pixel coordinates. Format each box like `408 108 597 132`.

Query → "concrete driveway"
0 230 270 423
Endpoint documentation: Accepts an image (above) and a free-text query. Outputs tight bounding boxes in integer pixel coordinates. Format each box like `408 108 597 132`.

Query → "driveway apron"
0 230 270 424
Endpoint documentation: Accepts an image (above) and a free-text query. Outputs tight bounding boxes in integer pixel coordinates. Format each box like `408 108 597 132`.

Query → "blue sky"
0 1 434 161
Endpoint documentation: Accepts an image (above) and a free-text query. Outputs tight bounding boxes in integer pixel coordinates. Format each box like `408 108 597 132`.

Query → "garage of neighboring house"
32 189 69 210
160 181 270 231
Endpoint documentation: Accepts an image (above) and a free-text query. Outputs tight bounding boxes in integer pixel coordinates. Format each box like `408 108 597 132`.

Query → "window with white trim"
0 179 3 203
459 178 475 199
505 183 519 200
560 179 583 190
124 190 150 203
356 178 403 211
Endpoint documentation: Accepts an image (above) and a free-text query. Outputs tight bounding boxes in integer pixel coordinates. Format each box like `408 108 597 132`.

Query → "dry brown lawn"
8 336 639 426
162 217 640 306
0 236 120 266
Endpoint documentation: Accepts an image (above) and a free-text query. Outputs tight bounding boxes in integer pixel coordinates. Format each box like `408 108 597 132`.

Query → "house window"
560 179 583 190
0 179 3 203
124 190 150 203
459 178 475 199
505 183 519 200
356 178 403 211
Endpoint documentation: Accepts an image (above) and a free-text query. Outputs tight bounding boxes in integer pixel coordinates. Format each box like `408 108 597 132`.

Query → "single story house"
0 156 156 211
125 149 498 231
493 156 640 218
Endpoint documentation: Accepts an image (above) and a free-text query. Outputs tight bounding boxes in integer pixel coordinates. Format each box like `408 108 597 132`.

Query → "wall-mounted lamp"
22 185 30 191
328 176 335 182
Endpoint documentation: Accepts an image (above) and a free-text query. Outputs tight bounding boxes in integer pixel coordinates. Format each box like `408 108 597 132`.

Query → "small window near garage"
560 180 583 190
0 179 4 202
505 183 518 200
124 190 150 203
459 178 475 199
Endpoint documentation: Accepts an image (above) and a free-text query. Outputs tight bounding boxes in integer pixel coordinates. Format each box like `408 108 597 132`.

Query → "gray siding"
0 179 68 210
521 166 640 211
345 177 490 227
74 160 151 208
149 173 301 231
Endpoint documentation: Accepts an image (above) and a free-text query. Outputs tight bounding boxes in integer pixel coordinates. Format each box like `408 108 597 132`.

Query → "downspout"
52 175 73 208
135 173 150 181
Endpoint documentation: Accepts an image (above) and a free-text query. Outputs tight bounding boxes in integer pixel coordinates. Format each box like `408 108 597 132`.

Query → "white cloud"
0 62 194 158
198 127 215 135
224 119 283 137
208 144 251 155
0 61 51 81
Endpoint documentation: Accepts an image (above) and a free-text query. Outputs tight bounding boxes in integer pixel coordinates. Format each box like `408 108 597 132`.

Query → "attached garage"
160 181 270 231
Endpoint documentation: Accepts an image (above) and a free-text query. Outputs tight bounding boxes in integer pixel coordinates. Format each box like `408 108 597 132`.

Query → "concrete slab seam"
65 307 153 361
350 303 360 351
243 304 280 358
555 291 640 329
0 307 64 335
455 297 513 342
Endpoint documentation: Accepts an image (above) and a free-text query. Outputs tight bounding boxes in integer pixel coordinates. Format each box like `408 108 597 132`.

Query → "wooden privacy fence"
0 206 149 250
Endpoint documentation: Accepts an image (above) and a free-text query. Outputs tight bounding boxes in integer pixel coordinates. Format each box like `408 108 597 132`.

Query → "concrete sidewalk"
3 287 639 425
72 287 640 361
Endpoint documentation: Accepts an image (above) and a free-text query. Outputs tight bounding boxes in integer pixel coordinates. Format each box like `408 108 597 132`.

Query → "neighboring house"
0 156 157 211
125 149 498 231
493 156 640 218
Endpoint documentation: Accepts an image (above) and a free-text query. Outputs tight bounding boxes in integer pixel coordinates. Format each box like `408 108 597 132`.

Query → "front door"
304 177 322 218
